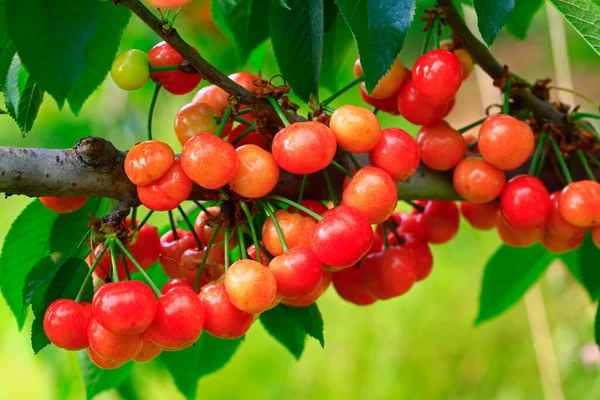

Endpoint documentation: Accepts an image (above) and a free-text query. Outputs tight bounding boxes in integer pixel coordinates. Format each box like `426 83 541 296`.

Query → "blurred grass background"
1 1 600 398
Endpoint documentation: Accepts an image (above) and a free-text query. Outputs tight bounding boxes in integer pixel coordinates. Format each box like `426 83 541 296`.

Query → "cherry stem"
239 201 261 264
587 153 600 170
432 17 441 50
177 205 203 250
404 200 425 212
549 87 600 109
321 75 365 107
422 16 437 55
109 240 120 283
168 210 179 240
373 107 379 115
76 227 93 251
323 105 336 113
231 123 257 145
294 174 308 213
216 106 232 138
267 95 291 127
147 83 161 141
321 169 338 206
535 148 548 177
129 208 137 228
346 152 362 170
224 227 230 271
122 254 132 280
528 131 548 176
381 223 389 249
549 138 573 184
467 139 478 151
169 6 183 26
75 242 108 302
576 150 597 182
266 195 323 221
134 210 154 232
503 80 512 115
458 117 487 133
237 108 253 116
384 220 404 245
114 239 162 297
149 65 179 72
330 160 354 177
260 200 289 253
193 223 222 291
236 225 247 259
193 200 212 214
233 116 252 125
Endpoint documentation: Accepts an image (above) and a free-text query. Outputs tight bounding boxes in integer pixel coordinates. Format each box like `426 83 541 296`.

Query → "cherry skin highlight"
40 196 87 214
137 159 193 211
417 121 465 171
453 157 506 203
333 266 377 306
229 72 259 93
547 192 587 239
500 175 551 232
369 128 420 181
412 49 463 104
329 105 382 153
199 283 254 339
181 133 238 189
341 166 398 224
124 140 175 186
161 278 194 295
559 180 600 227
268 247 323 299
43 300 92 351
478 114 535 170
229 144 280 198
224 259 278 314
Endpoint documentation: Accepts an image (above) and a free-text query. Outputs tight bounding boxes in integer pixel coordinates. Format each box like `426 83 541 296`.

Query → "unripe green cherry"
111 50 150 91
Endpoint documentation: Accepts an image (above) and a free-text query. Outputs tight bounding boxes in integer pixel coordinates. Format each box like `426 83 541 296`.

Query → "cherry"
332 266 377 306
227 124 267 149
137 159 193 211
271 121 337 175
134 333 162 363
199 284 254 339
43 300 92 350
246 244 270 266
229 144 280 198
453 157 505 203
158 229 197 278
145 287 204 350
92 281 157 335
329 105 382 153
288 200 329 217
393 211 422 237
87 319 142 363
111 49 149 91
194 206 237 248
418 120 465 171
460 201 498 230
229 72 259 93
439 40 474 80
124 140 175 186
353 57 407 99
412 49 463 104
478 114 535 170
148 41 201 95
281 271 333 307
547 192 587 239
397 80 450 126
40 196 87 214
369 128 420 181
367 230 396 255
559 180 600 227
500 175 551 231
161 278 193 295
268 247 323 299
359 84 400 114
128 220 161 269
341 166 397 224
262 210 316 256
360 247 416 299
174 102 219 145
192 85 229 115
87 347 124 370
541 230 584 254
87 245 129 281
496 215 542 247
310 205 374 268
415 200 460 244
179 246 225 287
147 0 189 7
224 259 278 314
181 133 238 189
400 234 433 281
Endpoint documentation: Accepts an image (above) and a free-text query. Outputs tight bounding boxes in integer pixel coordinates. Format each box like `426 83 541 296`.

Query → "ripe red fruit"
360 248 416 299
500 175 551 232
229 72 259 93
229 144 280 198
288 200 329 217
417 121 465 171
310 205 374 268
161 278 193 295
332 266 377 306
453 157 506 203
400 234 433 281
39 196 87 214
369 128 419 181
246 244 270 266
137 159 193 211
148 41 201 95
547 192 587 239
415 200 460 244
199 284 254 339
262 210 316 256
134 333 162 363
329 105 382 153
268 247 323 299
341 166 398 224
124 140 174 186
397 80 450 126
192 85 229 115
478 114 535 170
394 211 422 237
460 201 498 230
354 57 407 99
173 102 218 146
271 121 337 175
92 281 157 335
359 84 400 114
181 133 238 189
87 319 142 363
281 271 333 308
147 0 189 8
43 300 92 350
145 287 204 350
412 50 463 104
541 230 584 254
227 124 267 149
559 180 600 227
128 220 161 269
224 259 278 314
194 206 237 248
158 229 197 278
496 215 542 247
87 347 124 370
179 246 225 287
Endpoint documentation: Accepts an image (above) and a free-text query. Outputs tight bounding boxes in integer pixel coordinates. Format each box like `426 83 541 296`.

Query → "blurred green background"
1 1 600 398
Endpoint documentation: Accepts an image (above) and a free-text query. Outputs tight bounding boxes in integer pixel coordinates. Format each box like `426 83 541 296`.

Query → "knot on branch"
74 136 124 172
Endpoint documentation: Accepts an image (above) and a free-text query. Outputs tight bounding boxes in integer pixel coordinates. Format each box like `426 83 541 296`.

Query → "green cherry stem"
233 116 252 125
193 200 211 214
458 117 487 133
75 242 108 303
237 108 253 116
587 154 600 170
170 6 183 26
549 138 573 183
231 123 258 146
576 150 597 182
294 174 308 213
122 254 132 281
147 83 161 140
260 200 289 253
330 160 354 178
129 208 137 228
134 210 154 232
267 95 291 127
422 17 436 55
321 75 365 107
535 148 548 177
381 223 389 249
266 195 324 221
76 227 93 251
177 205 203 250
114 239 162 297
373 107 380 115
571 113 600 121
503 80 513 115
321 169 338 206
432 17 441 50
346 152 362 170
193 223 222 291
404 200 425 212
239 202 261 264
149 65 179 72
384 220 404 245
168 210 179 240
224 227 230 271
216 106 232 138
236 225 247 259
528 131 548 176
109 240 120 283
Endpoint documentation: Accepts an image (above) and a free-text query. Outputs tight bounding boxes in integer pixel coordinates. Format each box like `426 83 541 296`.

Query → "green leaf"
285 303 325 347
67 4 130 115
576 233 600 300
476 244 554 324
0 0 16 93
270 0 324 101
548 0 600 56
323 0 338 32
161 333 243 400
334 0 416 93
31 317 49 353
23 254 66 309
472 0 515 45
505 0 543 40
6 0 100 107
4 54 45 134
260 305 306 359
78 351 133 400
321 12 354 91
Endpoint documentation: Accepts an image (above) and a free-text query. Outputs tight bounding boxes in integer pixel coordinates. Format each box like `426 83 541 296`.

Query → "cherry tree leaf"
548 0 600 56
472 0 515 45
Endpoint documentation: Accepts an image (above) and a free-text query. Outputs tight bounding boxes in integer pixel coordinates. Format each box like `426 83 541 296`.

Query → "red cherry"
194 206 237 248
412 50 462 104
453 157 506 203
496 215 542 247
39 196 87 214
134 333 162 363
246 244 270 266
137 159 193 211
158 229 197 278
332 266 377 306
359 84 399 114
181 133 237 189
124 140 175 186
288 200 329 217
281 271 333 308
229 144 280 198
541 230 584 254
179 246 225 288
145 287 204 350
268 247 323 299
173 102 218 146
147 0 189 8
161 278 194 295
478 114 535 170
329 105 382 153
192 85 229 115
128 219 161 270
310 205 374 269
43 300 92 350
415 200 460 244
369 128 420 181
226 124 267 149
341 166 398 224
400 234 433 281
500 175 551 231
199 284 254 339
148 41 201 95
271 121 337 175
360 248 416 299
262 210 316 256
229 72 259 93
87 319 142 363
547 192 587 239
354 57 407 99
417 120 465 171
394 211 422 237
87 347 124 370
559 180 600 227
397 80 450 126
87 245 129 281
224 259 278 314
440 40 474 80
460 201 498 230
